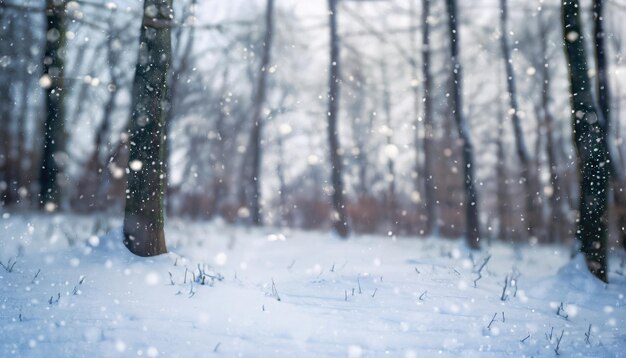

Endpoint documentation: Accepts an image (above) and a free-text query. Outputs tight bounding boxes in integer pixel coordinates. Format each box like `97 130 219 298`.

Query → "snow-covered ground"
0 213 625 357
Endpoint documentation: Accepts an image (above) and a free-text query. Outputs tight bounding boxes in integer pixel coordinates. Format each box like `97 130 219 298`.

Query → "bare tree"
327 0 350 238
561 0 610 282
123 0 174 257
499 0 539 239
39 0 68 210
248 0 275 226
420 0 437 236
445 0 480 249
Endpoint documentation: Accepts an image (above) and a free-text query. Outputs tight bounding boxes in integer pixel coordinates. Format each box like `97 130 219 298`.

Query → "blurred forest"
1 0 625 274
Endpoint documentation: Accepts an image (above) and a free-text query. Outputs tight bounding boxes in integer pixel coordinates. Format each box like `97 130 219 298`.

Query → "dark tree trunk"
593 0 626 250
327 0 350 238
39 0 67 210
445 0 481 248
123 0 173 257
421 0 437 236
593 0 611 134
0 14 12 206
499 0 539 239
249 0 275 226
562 0 610 282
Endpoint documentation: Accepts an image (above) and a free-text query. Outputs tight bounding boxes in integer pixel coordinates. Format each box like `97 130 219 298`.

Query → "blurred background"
0 0 625 245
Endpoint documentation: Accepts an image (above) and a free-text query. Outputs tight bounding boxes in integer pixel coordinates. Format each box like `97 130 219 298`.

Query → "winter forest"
1 0 626 356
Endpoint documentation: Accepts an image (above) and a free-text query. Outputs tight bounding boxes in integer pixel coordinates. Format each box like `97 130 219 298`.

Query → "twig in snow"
213 342 221 353
168 272 175 285
287 260 296 270
357 277 362 294
351 288 355 296
521 334 530 343
546 327 554 342
487 312 497 329
371 288 378 298
188 280 195 298
0 257 17 272
474 255 491 288
414 267 420 274
556 302 569 320
554 329 564 355
501 311 505 322
330 263 335 272
184 268 188 284
48 292 60 305
79 276 85 285
500 275 509 301
31 269 41 283
585 324 591 344
344 290 348 301
419 291 427 301
271 279 281 301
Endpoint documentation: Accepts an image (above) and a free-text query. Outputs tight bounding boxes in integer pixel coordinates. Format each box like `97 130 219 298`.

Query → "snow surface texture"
1 213 625 357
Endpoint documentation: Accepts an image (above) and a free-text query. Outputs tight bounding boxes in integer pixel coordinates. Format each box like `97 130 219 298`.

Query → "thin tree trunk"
499 0 538 239
327 0 350 238
123 0 173 257
381 60 396 227
496 83 509 241
421 0 437 236
445 0 480 249
562 0 610 282
276 133 289 226
593 0 626 250
249 0 275 226
210 67 230 218
39 0 67 210
538 21 568 244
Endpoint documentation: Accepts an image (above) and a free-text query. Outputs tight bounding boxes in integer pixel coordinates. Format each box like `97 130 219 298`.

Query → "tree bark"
445 0 481 248
592 0 626 251
420 0 437 236
123 0 173 257
561 0 610 282
39 0 67 210
499 0 539 240
249 0 275 226
327 0 350 238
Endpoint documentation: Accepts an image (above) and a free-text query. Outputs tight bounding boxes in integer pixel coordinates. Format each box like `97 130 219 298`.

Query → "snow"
1 213 625 357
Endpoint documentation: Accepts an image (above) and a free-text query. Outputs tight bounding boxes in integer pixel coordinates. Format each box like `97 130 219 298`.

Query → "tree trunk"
499 0 538 240
249 0 275 226
537 21 568 244
445 0 480 249
327 0 350 238
123 0 173 257
381 60 396 228
561 0 610 282
421 0 437 236
495 82 509 241
593 0 626 251
39 0 67 210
